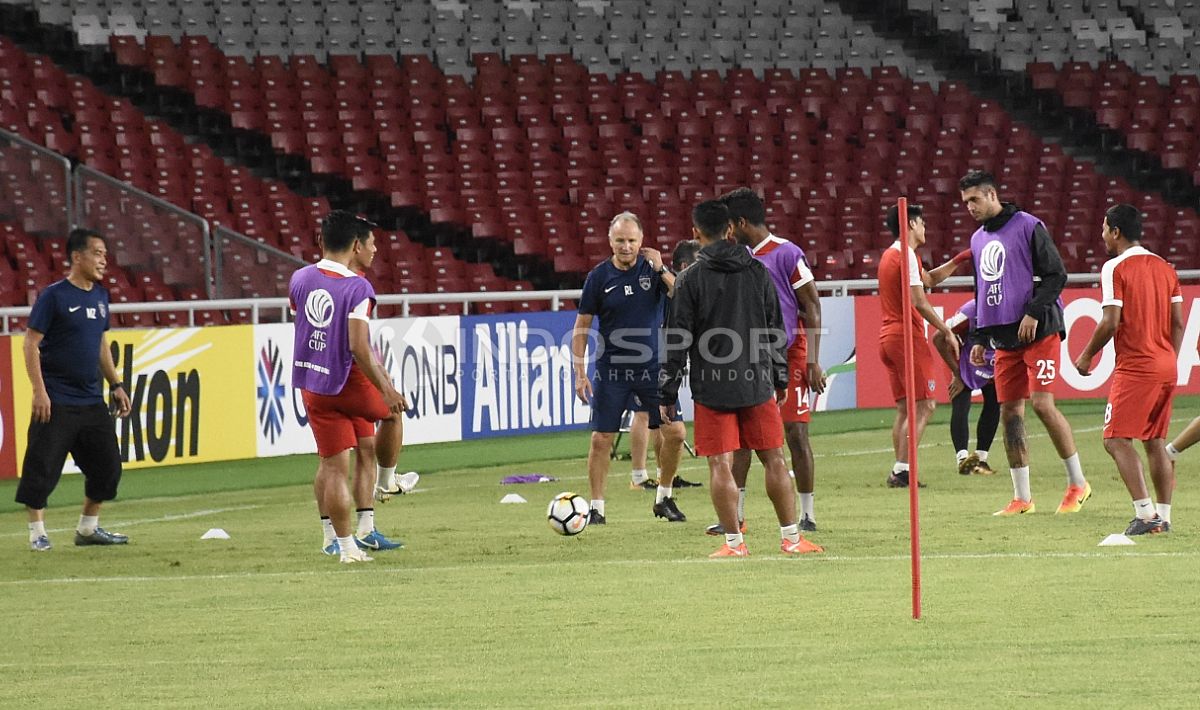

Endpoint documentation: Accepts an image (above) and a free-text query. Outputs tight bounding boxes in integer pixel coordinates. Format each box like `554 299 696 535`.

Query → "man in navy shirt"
17 229 132 551
571 212 681 525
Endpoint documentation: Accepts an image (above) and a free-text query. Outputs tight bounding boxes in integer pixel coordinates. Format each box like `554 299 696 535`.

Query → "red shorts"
880 334 938 402
302 365 390 457
993 334 1059 403
1104 375 1174 440
780 337 811 423
694 398 785 456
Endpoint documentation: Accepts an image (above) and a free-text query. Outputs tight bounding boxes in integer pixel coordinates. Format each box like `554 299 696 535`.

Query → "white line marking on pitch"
3 548 1196 587
0 505 262 538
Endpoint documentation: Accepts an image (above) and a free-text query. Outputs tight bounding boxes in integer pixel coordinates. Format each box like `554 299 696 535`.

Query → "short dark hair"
958 169 997 193
67 228 104 256
719 187 766 227
321 210 375 252
671 239 701 270
885 203 924 237
692 200 731 240
1105 203 1142 241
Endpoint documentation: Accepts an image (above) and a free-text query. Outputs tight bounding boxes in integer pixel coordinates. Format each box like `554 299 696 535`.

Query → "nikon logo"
111 342 201 463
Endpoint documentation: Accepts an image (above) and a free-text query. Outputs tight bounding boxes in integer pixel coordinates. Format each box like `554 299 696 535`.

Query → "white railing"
5 271 1198 333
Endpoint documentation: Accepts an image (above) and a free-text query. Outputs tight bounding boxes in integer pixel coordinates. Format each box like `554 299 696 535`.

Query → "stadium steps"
835 0 1200 213
0 3 574 290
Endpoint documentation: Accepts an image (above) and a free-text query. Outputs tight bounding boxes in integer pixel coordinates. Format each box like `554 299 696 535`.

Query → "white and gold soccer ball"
546 492 590 536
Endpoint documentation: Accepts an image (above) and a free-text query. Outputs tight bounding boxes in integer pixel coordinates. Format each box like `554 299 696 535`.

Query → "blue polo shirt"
27 279 111 405
578 255 666 370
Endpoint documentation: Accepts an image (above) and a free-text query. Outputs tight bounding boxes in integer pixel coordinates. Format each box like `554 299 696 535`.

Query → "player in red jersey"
1074 205 1184 535
878 204 963 487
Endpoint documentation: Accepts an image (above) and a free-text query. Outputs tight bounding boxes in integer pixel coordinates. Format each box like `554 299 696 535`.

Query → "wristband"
952 249 972 264
112 382 125 391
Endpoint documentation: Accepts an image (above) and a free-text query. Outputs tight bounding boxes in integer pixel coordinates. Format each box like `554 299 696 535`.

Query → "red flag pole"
897 197 922 621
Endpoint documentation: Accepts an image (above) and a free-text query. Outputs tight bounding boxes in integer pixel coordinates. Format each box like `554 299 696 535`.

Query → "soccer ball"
547 492 590 536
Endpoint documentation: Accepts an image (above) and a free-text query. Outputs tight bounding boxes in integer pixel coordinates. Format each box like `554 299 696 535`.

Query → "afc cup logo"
979 240 1006 282
304 289 335 328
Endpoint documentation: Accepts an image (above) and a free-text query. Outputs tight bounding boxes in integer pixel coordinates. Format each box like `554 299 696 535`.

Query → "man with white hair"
571 212 683 525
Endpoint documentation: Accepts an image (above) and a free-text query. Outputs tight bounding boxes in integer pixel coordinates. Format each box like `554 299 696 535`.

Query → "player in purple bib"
933 298 999 477
290 211 406 563
959 170 1091 517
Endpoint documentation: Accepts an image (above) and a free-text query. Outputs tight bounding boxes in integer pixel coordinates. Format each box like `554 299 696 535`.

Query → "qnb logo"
304 289 335 328
979 240 1006 282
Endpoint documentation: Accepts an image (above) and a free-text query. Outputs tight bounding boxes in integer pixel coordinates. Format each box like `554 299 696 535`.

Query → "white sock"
77 515 99 536
590 499 605 516
1063 452 1086 487
799 492 814 521
780 523 800 544
29 521 46 542
1157 503 1172 523
977 450 989 462
956 449 969 463
321 517 335 544
724 531 744 548
1166 443 1181 461
736 488 746 521
377 464 397 488
1010 466 1032 502
355 509 374 538
336 535 357 557
893 462 909 474
631 468 649 484
655 485 672 504
1133 498 1155 520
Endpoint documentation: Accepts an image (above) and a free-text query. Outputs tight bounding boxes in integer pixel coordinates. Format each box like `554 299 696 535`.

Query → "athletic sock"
893 462 909 474
780 523 800 545
590 499 605 516
1166 443 1181 461
655 485 672 504
320 516 335 545
1010 466 1032 502
1063 452 1086 487
976 450 989 463
377 464 397 489
724 531 744 549
355 509 374 538
799 492 815 521
336 535 357 557
77 515 98 536
736 488 746 522
1157 503 1172 523
1133 498 1155 520
956 449 969 463
29 521 46 542
631 468 649 484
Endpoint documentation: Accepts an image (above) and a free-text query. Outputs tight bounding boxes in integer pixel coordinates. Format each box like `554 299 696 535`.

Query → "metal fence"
0 129 71 241
213 224 304 302
73 164 213 299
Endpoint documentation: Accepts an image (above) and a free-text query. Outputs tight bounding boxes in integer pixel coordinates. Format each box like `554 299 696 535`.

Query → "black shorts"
15 402 123 510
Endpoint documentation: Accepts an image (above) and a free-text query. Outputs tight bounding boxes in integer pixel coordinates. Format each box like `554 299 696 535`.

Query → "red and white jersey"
878 241 926 339
1100 245 1182 382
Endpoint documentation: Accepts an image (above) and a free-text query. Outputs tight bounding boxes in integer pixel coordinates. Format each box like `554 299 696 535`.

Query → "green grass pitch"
2 397 1199 708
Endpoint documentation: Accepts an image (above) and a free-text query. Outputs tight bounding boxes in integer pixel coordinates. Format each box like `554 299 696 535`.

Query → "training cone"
500 493 527 504
1098 533 1135 547
201 528 231 540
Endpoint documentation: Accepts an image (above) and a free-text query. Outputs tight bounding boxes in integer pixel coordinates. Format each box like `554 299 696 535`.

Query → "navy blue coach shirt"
27 279 111 405
578 255 667 370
